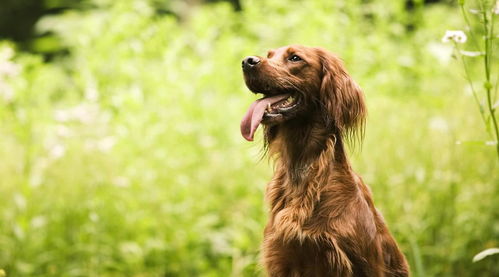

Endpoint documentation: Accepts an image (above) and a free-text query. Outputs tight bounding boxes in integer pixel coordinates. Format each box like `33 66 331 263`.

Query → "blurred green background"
0 0 498 276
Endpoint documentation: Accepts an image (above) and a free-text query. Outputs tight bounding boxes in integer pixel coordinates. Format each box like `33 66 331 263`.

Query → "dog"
240 45 409 276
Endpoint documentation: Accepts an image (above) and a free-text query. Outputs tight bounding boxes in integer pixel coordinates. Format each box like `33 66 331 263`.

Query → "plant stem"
455 43 488 126
481 3 499 161
460 3 482 51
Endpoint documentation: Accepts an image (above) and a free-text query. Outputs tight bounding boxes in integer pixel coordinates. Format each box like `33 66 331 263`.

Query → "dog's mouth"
263 94 298 115
240 92 300 141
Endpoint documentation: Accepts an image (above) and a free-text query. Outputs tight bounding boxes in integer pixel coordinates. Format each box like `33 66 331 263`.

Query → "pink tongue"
240 94 290 141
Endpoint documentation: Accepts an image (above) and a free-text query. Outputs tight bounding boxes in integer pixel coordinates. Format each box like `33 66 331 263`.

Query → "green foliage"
442 0 499 163
0 0 498 276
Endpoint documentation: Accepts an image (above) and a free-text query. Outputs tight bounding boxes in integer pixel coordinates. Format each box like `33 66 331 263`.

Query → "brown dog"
240 45 409 276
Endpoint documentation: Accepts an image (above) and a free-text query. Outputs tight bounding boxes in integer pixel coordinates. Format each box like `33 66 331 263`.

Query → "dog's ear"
316 48 366 143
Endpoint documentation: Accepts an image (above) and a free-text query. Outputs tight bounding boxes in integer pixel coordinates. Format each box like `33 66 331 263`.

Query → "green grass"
0 0 498 276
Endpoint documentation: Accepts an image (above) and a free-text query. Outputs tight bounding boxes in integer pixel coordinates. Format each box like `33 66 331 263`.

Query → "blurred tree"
0 0 44 42
0 0 241 48
0 0 83 56
404 0 452 31
207 0 241 11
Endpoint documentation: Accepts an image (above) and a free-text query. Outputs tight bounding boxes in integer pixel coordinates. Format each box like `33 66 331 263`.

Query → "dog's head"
240 45 366 142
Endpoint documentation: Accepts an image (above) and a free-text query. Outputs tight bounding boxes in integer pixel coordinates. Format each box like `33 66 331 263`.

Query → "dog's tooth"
267 103 271 111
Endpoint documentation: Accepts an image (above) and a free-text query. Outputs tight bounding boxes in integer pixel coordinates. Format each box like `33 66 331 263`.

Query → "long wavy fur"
243 45 409 276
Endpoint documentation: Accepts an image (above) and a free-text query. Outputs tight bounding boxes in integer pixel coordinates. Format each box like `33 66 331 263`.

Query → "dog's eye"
288 55 302 62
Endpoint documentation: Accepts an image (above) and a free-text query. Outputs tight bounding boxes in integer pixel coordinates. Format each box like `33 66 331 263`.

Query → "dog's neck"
266 118 351 184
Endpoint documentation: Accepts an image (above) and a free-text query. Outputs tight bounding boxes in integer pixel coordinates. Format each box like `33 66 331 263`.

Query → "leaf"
472 248 499 263
456 140 488 145
459 50 483 57
483 81 493 90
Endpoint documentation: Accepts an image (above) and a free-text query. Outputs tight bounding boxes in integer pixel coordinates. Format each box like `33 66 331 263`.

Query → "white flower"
0 81 14 102
0 60 20 76
31 216 47 228
0 46 20 103
429 116 449 132
96 136 116 152
442 30 467 44
84 136 116 153
14 193 26 210
56 125 73 138
89 212 99 222
72 103 97 124
85 86 99 102
113 176 130 188
49 144 66 159
54 103 98 123
0 47 14 61
485 141 498 146
427 42 453 64
54 109 70 122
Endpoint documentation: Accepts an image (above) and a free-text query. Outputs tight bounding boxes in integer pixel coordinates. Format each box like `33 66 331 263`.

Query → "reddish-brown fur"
242 45 409 276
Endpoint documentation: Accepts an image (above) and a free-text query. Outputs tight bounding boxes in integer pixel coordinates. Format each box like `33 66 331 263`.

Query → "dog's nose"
242 56 261 70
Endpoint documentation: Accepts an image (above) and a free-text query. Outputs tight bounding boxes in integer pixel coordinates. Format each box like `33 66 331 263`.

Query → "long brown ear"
317 48 367 144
